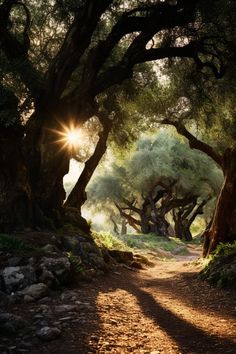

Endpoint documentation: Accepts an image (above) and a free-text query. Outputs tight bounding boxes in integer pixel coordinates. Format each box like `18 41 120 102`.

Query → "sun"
53 121 83 151
66 129 81 147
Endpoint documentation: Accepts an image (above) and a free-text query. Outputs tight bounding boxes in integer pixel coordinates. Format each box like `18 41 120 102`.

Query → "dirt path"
29 249 236 354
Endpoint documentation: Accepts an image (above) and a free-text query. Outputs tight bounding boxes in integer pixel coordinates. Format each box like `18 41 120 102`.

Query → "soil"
9 245 236 354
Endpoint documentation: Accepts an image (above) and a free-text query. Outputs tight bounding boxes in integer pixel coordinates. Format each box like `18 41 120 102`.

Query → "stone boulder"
36 326 61 341
38 257 71 287
17 283 48 301
108 250 134 264
0 266 36 294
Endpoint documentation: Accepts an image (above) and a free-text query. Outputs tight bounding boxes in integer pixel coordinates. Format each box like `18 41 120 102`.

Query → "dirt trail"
28 245 236 354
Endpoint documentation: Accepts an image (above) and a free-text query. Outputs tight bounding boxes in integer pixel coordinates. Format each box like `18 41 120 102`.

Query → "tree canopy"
87 130 222 238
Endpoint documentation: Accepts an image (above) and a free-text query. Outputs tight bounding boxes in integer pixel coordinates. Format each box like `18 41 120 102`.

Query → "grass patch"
0 233 38 252
118 233 187 253
92 231 130 251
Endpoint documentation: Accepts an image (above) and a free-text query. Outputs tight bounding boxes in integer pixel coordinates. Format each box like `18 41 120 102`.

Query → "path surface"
29 248 236 354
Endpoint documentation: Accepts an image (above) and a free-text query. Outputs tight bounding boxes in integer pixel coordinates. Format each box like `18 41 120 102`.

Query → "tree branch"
161 119 223 167
65 115 112 211
114 202 141 232
0 0 42 97
46 0 114 99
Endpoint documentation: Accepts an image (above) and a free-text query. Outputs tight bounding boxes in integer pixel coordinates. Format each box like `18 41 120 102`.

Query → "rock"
172 246 188 255
54 305 78 313
0 313 28 334
24 295 34 303
7 257 23 267
38 257 70 286
88 253 107 270
36 326 61 341
17 283 48 301
41 244 55 253
108 250 134 263
1 266 36 293
130 261 144 269
37 305 51 315
58 316 74 322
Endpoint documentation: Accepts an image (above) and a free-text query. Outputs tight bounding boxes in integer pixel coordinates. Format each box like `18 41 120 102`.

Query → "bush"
92 231 130 251
0 234 37 252
199 241 236 289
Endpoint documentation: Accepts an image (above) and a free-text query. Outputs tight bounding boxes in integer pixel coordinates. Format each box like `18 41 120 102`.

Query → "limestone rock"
38 257 70 286
1 266 36 293
54 304 78 313
17 283 48 301
36 326 61 341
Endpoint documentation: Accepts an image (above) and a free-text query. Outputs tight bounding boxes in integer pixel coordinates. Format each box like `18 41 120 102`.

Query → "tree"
119 0 236 254
0 0 227 231
87 131 222 239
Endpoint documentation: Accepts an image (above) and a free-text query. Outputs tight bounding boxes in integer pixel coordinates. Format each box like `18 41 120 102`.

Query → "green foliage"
67 251 84 274
200 241 236 289
0 233 37 252
87 129 223 212
92 231 130 251
211 241 236 259
119 233 186 253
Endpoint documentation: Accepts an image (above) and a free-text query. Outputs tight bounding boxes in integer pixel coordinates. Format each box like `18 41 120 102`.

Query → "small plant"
199 241 236 289
0 234 37 252
92 231 130 251
67 252 84 273
211 241 236 258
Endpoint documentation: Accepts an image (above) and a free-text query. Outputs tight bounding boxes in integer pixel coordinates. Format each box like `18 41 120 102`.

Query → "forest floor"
19 244 236 354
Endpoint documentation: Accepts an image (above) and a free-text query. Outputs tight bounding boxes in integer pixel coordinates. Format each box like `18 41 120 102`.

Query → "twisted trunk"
0 125 32 231
65 119 112 212
204 148 236 256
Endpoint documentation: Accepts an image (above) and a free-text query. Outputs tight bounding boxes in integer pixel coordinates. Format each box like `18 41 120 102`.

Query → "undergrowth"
92 231 130 251
92 231 189 257
199 241 236 289
118 233 187 253
0 233 38 253
67 252 84 273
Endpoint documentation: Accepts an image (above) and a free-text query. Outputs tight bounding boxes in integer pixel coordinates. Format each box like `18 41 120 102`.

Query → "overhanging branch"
161 119 223 168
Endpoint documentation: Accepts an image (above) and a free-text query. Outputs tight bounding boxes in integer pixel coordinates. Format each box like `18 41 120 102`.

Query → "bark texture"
204 148 236 256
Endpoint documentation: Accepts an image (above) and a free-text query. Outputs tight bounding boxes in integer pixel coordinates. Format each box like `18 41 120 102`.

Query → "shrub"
199 241 236 289
92 231 129 251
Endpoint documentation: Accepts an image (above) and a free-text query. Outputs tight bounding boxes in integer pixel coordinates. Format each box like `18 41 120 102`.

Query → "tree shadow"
126 280 236 354
91 268 236 354
142 269 236 319
28 267 236 353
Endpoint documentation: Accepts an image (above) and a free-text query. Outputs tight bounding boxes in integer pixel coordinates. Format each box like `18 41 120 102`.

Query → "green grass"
92 230 130 251
0 233 37 252
92 231 189 257
118 233 187 253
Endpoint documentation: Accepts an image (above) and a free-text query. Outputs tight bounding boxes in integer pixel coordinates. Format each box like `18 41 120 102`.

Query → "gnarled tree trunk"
0 125 32 231
65 119 112 212
204 148 236 256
